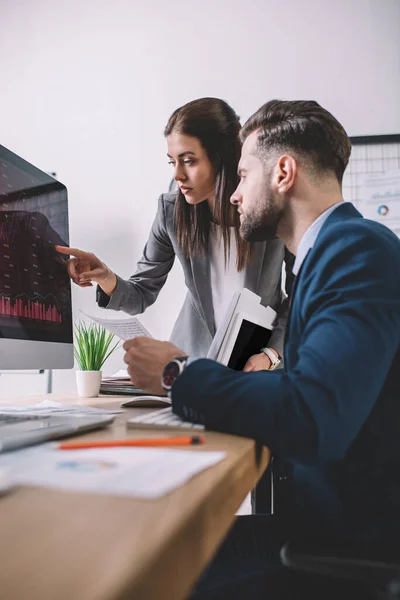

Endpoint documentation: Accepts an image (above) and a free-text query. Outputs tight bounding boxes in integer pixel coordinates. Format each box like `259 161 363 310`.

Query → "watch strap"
261 347 281 370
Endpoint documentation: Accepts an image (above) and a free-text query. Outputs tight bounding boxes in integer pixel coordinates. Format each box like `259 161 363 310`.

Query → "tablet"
219 312 273 370
207 288 277 366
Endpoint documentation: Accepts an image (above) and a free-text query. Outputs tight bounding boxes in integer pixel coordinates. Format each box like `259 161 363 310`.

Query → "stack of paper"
100 369 149 397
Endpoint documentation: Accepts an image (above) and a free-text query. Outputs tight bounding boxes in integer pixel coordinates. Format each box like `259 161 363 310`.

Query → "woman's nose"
174 165 186 182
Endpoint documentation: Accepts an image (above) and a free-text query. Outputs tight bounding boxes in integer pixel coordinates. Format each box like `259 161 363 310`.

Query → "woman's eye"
183 159 194 166
168 160 175 166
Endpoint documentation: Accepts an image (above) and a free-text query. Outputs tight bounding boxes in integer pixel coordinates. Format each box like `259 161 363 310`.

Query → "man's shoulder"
319 213 400 257
297 213 400 315
304 214 400 293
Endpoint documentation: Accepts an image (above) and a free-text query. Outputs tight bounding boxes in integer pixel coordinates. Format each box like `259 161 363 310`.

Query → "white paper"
107 369 129 379
80 311 152 341
102 368 130 381
0 400 122 416
0 445 226 499
359 170 400 235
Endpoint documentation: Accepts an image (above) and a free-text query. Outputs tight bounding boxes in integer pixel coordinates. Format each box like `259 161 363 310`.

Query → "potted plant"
74 322 120 398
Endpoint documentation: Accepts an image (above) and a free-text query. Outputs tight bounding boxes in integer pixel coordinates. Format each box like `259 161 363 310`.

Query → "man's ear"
275 155 297 194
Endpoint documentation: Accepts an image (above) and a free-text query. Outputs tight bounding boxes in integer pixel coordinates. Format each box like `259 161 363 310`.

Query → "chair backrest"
280 542 400 600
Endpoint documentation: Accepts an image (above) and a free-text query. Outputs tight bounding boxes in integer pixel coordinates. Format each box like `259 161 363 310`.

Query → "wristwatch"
260 347 282 371
161 356 189 392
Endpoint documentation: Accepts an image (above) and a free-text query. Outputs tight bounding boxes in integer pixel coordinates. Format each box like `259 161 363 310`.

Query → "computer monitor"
0 145 73 369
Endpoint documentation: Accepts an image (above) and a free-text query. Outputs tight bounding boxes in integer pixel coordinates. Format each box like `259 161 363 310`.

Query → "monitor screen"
0 145 73 369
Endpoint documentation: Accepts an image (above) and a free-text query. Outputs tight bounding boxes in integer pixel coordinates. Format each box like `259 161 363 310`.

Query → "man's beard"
239 190 282 242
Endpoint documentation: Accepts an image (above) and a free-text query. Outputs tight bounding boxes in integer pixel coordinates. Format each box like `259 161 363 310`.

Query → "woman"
57 98 290 367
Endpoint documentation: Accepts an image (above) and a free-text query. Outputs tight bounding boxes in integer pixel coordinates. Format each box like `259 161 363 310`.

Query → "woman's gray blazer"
97 192 289 357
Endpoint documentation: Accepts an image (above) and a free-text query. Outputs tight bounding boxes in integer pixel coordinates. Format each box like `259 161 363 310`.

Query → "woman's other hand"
243 352 271 372
56 246 117 296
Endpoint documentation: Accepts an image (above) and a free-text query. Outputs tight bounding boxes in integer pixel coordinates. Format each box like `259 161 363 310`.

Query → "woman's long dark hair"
164 97 252 271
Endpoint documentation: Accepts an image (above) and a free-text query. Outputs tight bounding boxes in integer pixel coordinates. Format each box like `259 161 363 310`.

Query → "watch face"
162 360 181 391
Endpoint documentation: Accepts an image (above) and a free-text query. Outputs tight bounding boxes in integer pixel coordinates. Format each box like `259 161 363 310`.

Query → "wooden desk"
0 395 269 600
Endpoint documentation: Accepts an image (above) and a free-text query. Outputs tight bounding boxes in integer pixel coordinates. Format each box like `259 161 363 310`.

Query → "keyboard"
127 407 205 432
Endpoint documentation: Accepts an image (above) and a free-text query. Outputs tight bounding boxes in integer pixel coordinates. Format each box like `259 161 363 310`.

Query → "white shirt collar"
292 202 343 276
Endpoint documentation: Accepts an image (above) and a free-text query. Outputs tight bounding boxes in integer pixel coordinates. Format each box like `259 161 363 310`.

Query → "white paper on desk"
80 311 152 341
359 170 400 235
102 368 130 381
0 445 226 499
0 400 122 416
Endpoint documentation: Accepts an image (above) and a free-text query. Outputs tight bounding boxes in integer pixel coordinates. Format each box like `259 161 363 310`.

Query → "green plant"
74 322 120 371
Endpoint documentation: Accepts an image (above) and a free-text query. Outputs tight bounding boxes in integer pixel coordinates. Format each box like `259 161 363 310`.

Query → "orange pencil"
58 435 205 450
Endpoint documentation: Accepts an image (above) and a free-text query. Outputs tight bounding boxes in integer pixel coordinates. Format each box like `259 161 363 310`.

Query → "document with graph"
359 170 400 235
80 310 152 341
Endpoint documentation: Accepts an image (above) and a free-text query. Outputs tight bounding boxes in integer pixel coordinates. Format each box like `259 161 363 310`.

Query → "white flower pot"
76 370 102 398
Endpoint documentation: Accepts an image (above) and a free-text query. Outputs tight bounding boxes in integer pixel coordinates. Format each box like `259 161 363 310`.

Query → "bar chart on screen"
0 204 72 341
0 293 62 322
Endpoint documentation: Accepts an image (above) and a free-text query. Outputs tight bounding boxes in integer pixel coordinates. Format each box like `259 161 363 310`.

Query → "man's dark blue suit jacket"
172 202 400 549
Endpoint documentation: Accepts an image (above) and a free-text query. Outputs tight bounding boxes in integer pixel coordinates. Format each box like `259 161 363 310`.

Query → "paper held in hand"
80 311 152 341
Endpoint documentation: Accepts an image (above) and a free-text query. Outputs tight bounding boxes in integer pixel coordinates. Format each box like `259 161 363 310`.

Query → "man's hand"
243 352 271 372
123 337 187 395
56 246 117 295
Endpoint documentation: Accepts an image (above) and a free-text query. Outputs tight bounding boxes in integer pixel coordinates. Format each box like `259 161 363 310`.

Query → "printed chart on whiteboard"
342 134 400 236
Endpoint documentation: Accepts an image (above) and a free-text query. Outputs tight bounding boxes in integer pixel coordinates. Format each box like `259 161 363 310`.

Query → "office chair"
281 540 400 600
253 455 291 514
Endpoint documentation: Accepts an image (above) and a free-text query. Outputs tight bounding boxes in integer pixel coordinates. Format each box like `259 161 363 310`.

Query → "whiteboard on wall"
342 134 400 235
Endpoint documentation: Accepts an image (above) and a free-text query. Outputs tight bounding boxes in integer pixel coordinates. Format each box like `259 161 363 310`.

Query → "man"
123 100 400 598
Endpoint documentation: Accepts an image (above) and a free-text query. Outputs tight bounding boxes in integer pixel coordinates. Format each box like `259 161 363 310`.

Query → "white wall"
0 0 399 394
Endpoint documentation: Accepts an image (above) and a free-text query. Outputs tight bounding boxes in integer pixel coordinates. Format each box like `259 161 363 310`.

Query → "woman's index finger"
55 245 87 258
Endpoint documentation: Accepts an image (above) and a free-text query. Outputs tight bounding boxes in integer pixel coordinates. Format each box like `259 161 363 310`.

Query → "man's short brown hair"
240 100 351 184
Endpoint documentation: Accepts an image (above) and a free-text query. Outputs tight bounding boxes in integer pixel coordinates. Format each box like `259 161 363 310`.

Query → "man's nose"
230 188 241 205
